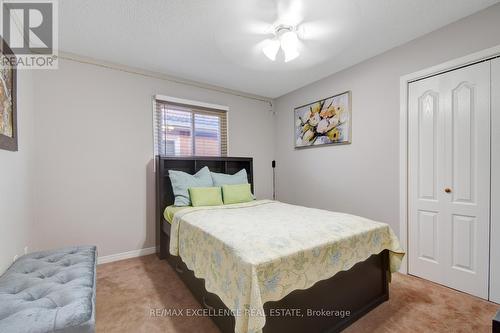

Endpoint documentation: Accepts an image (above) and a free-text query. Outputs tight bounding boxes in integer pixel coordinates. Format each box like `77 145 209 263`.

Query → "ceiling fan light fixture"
280 30 299 62
263 24 300 62
263 38 280 61
284 47 299 62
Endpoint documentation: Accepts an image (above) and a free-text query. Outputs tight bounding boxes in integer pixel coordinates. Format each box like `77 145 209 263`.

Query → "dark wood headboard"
155 156 253 258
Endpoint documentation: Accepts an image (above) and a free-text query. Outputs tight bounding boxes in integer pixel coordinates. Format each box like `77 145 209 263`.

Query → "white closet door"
408 61 490 299
491 57 500 303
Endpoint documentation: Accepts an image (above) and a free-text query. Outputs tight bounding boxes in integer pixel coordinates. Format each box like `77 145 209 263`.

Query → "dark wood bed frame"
156 156 390 333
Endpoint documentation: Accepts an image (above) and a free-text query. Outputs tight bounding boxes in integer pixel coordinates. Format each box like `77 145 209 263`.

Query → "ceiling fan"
214 0 333 67
259 0 306 63
262 24 300 62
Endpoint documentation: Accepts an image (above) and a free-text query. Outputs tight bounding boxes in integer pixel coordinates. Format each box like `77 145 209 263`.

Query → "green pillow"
222 184 254 205
188 187 223 207
169 166 213 206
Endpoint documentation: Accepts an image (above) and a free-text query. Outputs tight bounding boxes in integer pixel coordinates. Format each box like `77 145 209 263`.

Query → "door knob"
444 188 452 193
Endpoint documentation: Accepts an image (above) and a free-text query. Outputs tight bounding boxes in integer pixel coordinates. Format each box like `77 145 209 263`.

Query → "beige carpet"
96 255 498 333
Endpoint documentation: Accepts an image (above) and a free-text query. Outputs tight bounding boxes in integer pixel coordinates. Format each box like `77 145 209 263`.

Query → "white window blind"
154 99 227 157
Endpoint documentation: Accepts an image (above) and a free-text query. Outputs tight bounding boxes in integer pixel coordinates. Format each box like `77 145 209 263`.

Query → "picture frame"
294 91 351 149
0 37 18 151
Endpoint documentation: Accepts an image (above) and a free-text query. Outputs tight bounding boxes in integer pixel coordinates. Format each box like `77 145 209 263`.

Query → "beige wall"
0 71 35 273
273 4 500 235
31 59 274 257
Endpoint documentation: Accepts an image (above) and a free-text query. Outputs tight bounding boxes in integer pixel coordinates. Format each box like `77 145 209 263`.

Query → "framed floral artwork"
294 91 351 148
0 38 17 151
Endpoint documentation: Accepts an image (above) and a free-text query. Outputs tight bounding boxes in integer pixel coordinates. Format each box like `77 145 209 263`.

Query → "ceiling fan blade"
246 20 275 36
297 20 337 41
276 0 304 26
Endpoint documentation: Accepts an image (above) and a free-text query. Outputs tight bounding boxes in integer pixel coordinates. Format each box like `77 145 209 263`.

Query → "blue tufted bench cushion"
0 246 97 333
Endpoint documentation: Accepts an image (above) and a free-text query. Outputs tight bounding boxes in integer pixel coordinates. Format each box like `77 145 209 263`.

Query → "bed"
155 156 403 333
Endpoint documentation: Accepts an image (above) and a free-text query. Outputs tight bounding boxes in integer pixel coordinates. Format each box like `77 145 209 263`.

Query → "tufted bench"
0 246 97 333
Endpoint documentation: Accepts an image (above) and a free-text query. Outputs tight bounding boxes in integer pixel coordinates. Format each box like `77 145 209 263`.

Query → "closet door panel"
491 57 500 303
451 83 475 204
408 61 490 299
408 76 446 285
442 62 490 299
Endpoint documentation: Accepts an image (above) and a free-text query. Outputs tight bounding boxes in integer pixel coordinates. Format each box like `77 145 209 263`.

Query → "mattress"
163 205 191 224
169 200 404 333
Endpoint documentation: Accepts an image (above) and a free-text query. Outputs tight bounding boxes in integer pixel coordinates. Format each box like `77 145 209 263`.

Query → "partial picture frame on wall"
0 37 18 151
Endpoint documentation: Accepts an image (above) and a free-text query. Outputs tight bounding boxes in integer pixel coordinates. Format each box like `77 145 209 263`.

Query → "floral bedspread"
169 200 404 333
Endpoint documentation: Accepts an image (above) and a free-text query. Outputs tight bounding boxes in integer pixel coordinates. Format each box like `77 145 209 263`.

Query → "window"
154 97 228 157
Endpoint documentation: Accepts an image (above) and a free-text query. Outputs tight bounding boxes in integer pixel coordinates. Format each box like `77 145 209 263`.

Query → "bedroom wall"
31 58 274 258
273 3 500 236
0 71 35 274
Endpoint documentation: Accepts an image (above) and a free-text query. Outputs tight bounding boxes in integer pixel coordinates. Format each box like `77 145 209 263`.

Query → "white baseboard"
97 247 156 264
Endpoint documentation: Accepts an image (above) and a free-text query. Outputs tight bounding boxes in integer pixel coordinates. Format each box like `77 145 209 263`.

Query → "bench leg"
493 310 500 333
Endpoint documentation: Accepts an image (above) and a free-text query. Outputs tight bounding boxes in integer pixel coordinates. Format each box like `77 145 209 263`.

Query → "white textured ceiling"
59 0 498 98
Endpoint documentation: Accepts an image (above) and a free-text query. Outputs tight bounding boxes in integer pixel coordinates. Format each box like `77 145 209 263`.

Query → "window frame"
154 95 228 157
